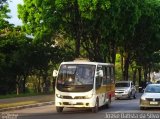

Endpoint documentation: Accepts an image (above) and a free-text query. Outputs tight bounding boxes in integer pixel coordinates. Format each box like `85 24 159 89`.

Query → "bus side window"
102 66 107 85
107 67 111 83
96 66 103 88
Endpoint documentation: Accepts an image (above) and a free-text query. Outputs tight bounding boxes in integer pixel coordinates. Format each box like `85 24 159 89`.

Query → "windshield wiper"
75 85 85 88
63 83 73 88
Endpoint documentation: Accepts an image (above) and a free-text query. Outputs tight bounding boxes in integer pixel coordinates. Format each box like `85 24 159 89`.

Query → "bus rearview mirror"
97 70 103 77
53 70 58 77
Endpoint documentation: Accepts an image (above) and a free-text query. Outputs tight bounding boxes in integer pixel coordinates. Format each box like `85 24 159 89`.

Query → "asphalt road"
1 93 160 119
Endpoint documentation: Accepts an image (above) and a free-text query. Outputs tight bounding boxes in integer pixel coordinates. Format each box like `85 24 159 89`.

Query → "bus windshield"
56 64 96 92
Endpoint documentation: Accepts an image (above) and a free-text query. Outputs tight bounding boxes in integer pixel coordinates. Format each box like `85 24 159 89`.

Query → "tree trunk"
120 51 124 80
42 70 50 94
148 64 151 81
75 37 80 57
37 76 41 93
74 0 81 57
138 67 143 92
132 68 137 85
16 76 20 95
123 52 130 80
22 75 27 93
110 40 116 64
138 68 141 84
143 65 147 83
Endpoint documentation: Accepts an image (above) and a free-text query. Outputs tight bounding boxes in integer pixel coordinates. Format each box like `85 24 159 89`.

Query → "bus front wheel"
92 99 99 113
56 107 63 113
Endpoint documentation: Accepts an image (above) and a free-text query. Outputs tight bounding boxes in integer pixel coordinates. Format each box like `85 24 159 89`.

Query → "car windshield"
145 85 160 93
115 82 130 87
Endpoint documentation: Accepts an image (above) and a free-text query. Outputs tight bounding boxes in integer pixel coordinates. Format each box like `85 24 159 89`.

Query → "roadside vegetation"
0 0 160 97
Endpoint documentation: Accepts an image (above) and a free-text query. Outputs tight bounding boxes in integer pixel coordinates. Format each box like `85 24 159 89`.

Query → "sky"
8 0 23 26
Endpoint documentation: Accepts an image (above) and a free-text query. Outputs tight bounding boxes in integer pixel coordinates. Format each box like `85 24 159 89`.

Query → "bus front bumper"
55 98 95 108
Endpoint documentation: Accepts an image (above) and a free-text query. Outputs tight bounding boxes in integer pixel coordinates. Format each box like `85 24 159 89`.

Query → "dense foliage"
0 0 160 94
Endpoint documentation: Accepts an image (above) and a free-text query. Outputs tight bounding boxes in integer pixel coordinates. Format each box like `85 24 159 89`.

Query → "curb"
0 101 54 112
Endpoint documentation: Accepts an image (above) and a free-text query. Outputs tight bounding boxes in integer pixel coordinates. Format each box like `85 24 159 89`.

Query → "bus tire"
92 98 99 113
56 107 63 113
106 97 111 108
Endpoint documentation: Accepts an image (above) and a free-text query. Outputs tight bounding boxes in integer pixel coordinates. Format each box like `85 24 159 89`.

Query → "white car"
115 81 136 99
155 79 160 84
140 84 160 110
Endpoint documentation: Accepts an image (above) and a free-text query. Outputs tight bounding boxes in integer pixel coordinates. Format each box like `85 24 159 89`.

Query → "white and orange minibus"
53 59 115 113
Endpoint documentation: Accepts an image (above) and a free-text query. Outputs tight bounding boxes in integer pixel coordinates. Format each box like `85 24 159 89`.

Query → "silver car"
140 84 160 110
115 81 136 99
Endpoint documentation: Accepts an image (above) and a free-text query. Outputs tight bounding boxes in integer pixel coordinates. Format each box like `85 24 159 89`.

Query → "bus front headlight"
85 94 93 99
56 94 63 98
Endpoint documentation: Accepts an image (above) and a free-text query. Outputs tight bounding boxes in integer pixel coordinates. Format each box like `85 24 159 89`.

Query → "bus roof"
60 61 114 66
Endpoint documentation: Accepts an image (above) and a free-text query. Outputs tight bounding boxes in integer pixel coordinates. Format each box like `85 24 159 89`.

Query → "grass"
0 93 39 99
0 91 54 99
0 101 37 108
0 92 54 109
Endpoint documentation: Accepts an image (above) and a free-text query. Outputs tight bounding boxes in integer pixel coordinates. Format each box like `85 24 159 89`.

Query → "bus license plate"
69 101 76 105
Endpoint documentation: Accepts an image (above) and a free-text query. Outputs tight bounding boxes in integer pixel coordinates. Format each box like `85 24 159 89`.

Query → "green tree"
134 0 160 83
17 0 160 86
0 26 29 94
117 0 142 80
18 0 111 61
0 0 12 29
0 0 15 94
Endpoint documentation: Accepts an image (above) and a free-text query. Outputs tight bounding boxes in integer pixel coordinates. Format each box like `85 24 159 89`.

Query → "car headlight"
124 89 130 93
85 94 93 99
140 96 146 100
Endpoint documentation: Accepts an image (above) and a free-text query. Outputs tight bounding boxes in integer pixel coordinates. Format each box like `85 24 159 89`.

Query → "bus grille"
63 102 83 105
62 96 86 99
146 98 160 101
